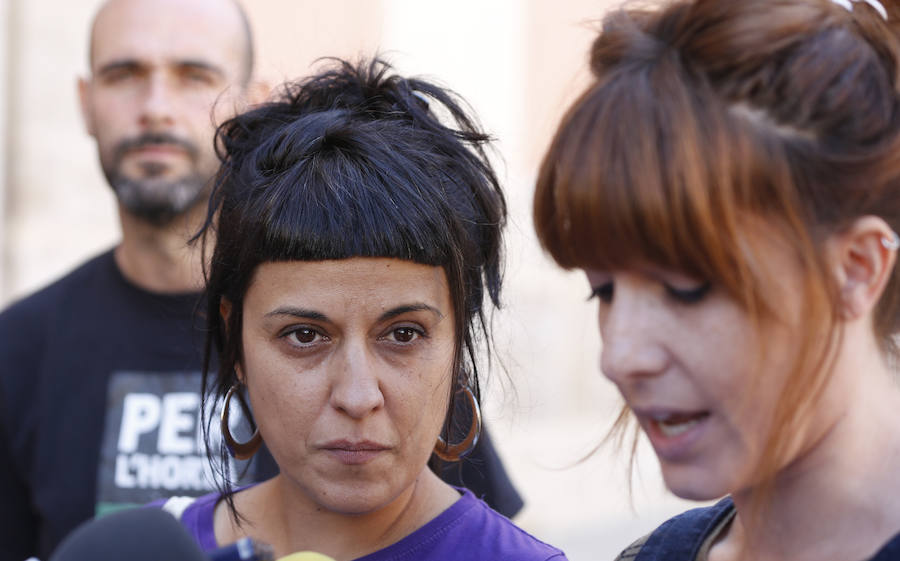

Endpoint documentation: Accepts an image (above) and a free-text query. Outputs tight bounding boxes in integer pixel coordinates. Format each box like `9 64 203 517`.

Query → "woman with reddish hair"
535 0 900 559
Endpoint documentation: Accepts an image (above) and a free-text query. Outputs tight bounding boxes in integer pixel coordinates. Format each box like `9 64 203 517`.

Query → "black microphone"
47 507 273 561
48 507 206 561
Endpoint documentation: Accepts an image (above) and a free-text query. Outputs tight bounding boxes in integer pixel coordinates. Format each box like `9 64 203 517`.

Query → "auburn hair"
534 0 900 510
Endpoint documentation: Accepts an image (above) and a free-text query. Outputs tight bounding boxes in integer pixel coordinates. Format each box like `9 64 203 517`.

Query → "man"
0 1 267 558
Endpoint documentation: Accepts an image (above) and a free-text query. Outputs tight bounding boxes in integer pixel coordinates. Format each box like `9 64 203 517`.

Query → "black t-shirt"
0 250 274 560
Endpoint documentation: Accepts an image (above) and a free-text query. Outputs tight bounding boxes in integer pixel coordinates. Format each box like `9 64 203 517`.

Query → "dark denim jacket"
616 498 900 561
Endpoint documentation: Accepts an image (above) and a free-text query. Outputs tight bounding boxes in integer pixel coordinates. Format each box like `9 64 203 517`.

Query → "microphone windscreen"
48 507 207 561
276 553 337 561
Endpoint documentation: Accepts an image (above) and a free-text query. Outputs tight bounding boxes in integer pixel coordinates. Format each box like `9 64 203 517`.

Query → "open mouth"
651 411 710 437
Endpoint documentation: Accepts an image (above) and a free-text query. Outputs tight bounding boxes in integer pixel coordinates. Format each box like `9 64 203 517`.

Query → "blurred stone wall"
0 2 699 559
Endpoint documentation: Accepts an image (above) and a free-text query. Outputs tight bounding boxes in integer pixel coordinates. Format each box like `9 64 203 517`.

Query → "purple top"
174 487 567 560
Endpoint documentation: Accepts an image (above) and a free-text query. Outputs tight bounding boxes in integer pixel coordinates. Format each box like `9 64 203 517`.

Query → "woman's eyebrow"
265 307 328 321
379 303 444 322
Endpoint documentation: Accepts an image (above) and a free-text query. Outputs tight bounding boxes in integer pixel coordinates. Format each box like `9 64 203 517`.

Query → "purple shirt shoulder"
165 487 566 561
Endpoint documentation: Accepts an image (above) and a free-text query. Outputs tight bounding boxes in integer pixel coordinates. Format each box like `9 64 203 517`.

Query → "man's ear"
219 298 245 383
828 216 898 321
77 76 96 137
214 80 270 127
244 79 271 106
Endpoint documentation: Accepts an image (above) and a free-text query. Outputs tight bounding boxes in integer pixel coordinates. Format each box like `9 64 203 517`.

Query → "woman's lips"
320 440 390 465
634 408 711 461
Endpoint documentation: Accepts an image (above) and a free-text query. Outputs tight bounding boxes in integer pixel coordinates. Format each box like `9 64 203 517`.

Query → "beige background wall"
0 2 699 559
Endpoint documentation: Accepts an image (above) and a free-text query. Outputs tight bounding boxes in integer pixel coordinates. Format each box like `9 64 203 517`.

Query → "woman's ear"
219 298 245 383
828 216 898 321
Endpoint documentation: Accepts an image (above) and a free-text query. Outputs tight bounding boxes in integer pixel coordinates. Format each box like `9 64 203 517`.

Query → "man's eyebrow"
94 59 227 78
378 303 444 322
95 59 144 75
176 59 227 78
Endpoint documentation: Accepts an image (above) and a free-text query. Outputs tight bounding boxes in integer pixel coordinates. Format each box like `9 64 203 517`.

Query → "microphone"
48 507 206 561
48 507 275 561
211 537 274 561
277 553 337 561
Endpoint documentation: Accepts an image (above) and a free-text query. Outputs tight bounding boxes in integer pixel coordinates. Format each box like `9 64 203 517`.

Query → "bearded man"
0 1 270 559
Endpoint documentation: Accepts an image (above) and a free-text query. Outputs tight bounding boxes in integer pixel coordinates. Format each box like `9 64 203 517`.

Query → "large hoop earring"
221 384 262 460
434 385 482 462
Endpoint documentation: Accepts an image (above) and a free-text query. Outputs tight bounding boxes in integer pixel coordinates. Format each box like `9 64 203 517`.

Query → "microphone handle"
209 537 274 561
276 553 337 561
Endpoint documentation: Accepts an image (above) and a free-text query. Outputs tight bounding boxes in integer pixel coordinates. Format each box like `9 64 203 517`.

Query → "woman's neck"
712 335 900 561
216 468 459 560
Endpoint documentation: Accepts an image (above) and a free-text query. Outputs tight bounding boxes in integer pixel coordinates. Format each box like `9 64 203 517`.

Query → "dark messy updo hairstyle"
535 0 900 508
200 58 506 506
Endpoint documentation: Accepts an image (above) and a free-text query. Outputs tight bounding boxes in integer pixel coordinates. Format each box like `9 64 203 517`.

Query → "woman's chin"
313 491 386 516
659 463 733 502
304 477 403 516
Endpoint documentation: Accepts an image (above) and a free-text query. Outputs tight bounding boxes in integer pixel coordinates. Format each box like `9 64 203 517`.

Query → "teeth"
656 417 702 437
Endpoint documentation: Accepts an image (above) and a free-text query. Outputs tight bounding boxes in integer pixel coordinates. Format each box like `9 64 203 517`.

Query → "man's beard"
102 133 213 227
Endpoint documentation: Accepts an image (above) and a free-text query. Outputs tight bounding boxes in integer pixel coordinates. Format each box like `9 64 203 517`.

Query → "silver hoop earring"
221 384 262 460
882 230 900 251
434 385 482 462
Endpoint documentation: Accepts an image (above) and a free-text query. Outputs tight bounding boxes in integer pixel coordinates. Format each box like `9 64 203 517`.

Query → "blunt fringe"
199 58 506 515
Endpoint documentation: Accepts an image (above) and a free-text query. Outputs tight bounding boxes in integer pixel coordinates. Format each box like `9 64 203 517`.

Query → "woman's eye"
285 327 323 345
665 282 712 304
386 326 423 344
589 282 614 303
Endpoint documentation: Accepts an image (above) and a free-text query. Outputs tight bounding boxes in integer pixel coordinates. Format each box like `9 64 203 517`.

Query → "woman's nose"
329 341 385 419
598 292 670 387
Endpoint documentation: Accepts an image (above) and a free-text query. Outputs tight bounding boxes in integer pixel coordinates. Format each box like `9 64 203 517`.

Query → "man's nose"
138 75 176 129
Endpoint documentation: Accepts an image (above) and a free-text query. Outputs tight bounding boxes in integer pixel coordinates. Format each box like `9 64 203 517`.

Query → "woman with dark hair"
534 0 900 559
160 59 566 560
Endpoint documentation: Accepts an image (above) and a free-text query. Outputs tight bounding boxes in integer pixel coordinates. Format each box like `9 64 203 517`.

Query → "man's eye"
183 70 215 85
101 68 137 83
665 282 712 304
589 282 614 303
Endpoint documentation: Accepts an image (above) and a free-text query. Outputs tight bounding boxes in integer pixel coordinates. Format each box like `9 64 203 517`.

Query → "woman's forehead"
243 258 452 314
